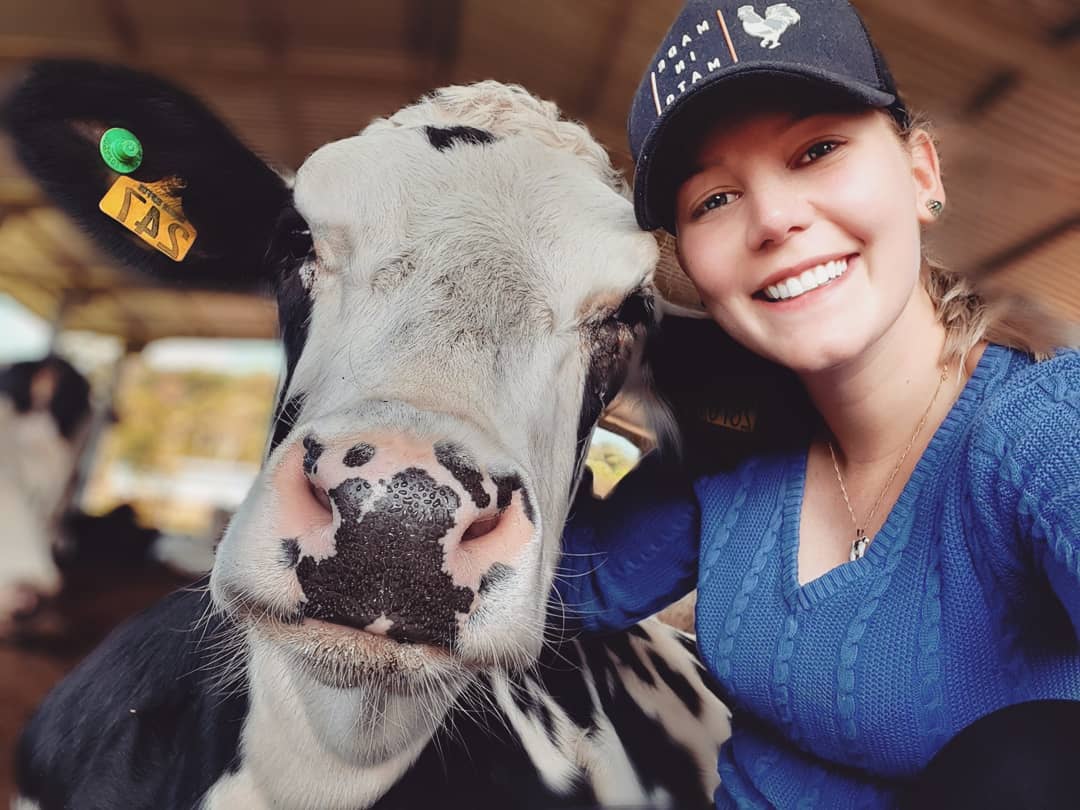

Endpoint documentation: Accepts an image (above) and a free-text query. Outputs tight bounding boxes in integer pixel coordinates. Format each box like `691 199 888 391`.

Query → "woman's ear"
907 128 946 225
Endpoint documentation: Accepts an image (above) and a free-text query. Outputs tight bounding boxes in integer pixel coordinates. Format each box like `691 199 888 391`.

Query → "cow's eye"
608 289 653 328
267 204 315 276
279 206 314 261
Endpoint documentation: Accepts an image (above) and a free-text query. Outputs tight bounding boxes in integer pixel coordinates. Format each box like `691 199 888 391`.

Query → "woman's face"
674 103 943 375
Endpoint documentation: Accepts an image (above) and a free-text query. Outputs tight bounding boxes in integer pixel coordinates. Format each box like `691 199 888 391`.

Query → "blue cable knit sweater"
560 344 1080 808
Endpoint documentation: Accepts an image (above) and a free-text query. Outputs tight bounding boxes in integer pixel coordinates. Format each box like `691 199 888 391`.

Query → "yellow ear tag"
98 176 197 262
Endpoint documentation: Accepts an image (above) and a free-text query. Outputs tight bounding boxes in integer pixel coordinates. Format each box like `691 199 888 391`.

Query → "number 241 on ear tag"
98 176 197 262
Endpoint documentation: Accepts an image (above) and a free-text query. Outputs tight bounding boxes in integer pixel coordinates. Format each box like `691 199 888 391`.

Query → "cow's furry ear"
1 59 289 289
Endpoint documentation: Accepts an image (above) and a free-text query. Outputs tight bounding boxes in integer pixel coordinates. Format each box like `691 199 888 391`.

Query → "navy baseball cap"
629 0 910 233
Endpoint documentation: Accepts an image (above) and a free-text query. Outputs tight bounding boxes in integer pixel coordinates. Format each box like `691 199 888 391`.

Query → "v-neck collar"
780 344 1009 611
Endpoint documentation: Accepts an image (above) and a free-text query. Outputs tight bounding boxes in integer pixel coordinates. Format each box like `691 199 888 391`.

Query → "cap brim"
633 64 900 233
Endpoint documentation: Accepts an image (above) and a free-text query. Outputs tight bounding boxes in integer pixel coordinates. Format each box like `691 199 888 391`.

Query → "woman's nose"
744 179 813 251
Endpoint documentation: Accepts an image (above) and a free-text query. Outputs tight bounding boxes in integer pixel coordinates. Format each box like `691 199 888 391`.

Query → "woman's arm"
554 452 700 633
975 351 1080 634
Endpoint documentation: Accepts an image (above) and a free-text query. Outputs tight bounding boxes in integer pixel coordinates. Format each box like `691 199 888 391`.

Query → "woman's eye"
692 191 740 218
797 140 841 165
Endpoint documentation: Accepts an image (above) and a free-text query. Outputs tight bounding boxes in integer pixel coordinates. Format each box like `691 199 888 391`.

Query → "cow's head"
4 61 659 691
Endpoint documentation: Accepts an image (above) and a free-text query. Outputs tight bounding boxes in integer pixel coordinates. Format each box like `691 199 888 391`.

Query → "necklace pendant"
850 530 871 562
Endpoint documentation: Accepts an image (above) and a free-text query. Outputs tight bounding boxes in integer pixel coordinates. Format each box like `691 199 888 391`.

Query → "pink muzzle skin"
269 432 535 647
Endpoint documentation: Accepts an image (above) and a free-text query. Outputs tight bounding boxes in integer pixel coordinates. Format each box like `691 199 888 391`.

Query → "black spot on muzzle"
302 435 323 475
295 468 475 647
281 538 300 568
434 441 489 509
343 442 375 468
478 562 515 595
491 472 535 524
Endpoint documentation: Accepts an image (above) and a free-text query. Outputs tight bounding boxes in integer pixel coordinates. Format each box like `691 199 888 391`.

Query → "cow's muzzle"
271 431 535 648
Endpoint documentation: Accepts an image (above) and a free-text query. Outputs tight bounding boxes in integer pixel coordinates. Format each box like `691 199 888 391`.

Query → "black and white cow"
3 61 731 809
0 355 91 634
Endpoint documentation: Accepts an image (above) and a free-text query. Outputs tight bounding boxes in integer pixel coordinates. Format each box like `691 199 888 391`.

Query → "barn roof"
0 0 1077 341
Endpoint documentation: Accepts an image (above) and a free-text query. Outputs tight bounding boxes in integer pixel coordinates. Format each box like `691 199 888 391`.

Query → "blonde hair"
898 113 1076 367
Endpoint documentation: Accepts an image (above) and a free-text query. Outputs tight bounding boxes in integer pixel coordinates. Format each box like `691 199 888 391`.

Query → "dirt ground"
1 563 195 801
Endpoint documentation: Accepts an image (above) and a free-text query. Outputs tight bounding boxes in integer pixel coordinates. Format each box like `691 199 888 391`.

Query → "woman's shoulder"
966 344 1080 492
975 344 1080 433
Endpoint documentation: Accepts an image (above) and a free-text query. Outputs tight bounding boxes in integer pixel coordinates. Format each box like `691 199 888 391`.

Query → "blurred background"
0 0 1077 799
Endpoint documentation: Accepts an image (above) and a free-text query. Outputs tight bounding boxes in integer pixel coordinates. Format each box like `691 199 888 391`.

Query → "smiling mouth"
757 256 852 302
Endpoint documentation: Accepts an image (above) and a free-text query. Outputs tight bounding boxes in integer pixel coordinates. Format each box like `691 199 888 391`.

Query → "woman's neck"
799 287 955 466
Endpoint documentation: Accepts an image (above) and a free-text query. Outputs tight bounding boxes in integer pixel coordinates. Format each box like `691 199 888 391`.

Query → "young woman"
558 1 1080 807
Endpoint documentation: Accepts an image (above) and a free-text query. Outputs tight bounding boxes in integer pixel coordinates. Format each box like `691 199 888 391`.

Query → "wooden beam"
973 213 1080 278
867 0 1080 82
0 34 437 89
247 0 305 167
406 0 462 85
97 0 140 56
575 0 631 119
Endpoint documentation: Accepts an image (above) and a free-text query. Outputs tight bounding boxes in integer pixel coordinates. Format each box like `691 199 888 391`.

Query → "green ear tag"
99 127 143 174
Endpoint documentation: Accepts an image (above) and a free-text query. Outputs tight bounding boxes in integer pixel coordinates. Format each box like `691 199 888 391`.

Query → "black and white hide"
0 355 91 634
3 61 731 810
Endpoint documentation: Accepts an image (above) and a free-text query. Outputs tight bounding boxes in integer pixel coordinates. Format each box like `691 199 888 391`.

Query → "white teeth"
762 257 849 301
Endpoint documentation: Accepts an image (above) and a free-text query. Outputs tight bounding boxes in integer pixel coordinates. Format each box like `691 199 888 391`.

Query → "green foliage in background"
585 434 640 497
109 361 277 471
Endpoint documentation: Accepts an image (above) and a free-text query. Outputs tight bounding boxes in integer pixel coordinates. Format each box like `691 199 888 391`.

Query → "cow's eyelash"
608 289 653 327
266 205 315 276
279 207 315 261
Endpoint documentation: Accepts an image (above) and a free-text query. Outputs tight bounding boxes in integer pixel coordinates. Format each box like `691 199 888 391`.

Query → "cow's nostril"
462 511 503 543
307 479 333 516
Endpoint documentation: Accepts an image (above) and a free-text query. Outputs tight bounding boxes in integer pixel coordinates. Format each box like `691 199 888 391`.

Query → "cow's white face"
209 84 658 702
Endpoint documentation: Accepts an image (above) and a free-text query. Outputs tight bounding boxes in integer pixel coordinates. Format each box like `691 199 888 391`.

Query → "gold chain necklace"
827 364 949 562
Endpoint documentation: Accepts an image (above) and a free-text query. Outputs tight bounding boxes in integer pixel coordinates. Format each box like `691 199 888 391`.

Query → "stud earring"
926 199 944 217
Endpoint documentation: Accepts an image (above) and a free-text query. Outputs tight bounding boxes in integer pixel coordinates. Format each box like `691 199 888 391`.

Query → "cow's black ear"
1 59 290 289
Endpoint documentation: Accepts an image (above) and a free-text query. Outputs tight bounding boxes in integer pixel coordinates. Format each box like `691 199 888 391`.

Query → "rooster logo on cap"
737 3 801 49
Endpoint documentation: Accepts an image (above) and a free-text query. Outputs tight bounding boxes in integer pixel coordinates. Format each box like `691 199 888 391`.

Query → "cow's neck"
220 638 464 809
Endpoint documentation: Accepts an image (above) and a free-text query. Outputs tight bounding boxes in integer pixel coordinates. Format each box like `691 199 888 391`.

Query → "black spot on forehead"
296 468 473 647
343 442 375 468
269 392 306 455
302 435 323 475
424 125 497 151
435 441 490 509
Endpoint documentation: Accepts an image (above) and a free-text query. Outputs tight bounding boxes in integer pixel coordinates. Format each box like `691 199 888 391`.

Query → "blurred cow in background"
0 356 89 634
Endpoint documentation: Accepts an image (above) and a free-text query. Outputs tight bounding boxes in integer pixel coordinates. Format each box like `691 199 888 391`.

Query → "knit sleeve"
974 351 1080 635
1017 374 1080 634
555 452 700 633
